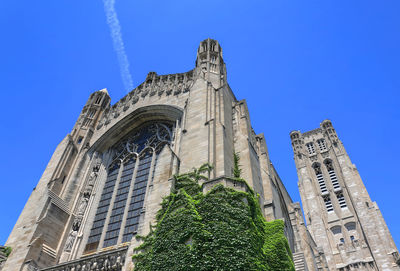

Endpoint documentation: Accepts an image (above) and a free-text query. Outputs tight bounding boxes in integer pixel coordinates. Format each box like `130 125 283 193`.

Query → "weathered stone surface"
291 120 400 270
3 39 345 271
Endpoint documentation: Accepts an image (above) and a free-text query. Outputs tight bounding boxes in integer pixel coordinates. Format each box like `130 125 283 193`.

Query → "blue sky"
0 0 399 248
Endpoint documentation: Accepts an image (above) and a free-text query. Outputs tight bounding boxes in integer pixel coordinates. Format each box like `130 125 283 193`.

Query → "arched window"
324 159 341 191
210 42 216 51
313 163 328 194
331 225 341 235
95 95 102 105
85 122 174 252
345 222 356 231
336 192 347 208
331 225 344 245
202 42 207 52
323 195 334 212
345 222 357 241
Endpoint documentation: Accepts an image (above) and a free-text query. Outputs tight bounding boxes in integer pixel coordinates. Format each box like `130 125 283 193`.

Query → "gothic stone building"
290 121 400 270
2 39 397 271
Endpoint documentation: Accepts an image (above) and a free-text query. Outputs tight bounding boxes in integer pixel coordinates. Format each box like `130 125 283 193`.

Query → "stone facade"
290 120 400 271
3 39 327 271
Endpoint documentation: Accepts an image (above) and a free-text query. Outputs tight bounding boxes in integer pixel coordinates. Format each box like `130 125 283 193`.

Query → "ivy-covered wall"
0 246 12 270
133 163 294 271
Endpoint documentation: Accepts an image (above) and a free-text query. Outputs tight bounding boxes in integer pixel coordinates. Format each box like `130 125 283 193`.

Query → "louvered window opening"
316 173 328 194
336 192 347 209
323 196 334 212
328 170 341 190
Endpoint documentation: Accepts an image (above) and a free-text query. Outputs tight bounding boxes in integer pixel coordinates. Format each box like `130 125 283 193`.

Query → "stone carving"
63 165 99 252
43 247 127 271
96 70 195 130
77 197 89 216
64 230 77 252
112 103 122 119
131 95 139 105
310 155 318 162
165 76 175 95
84 166 99 198
184 79 193 92
150 78 159 96
141 81 151 97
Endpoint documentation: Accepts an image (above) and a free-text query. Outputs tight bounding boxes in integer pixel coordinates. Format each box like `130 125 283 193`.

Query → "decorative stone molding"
96 70 194 131
302 128 322 137
41 246 127 271
63 165 100 252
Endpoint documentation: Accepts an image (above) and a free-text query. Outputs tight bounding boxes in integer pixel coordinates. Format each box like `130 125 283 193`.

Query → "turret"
290 130 304 163
195 38 227 88
320 119 339 147
71 89 111 150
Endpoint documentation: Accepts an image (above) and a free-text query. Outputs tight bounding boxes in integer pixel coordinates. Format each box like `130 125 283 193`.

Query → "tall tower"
290 120 400 271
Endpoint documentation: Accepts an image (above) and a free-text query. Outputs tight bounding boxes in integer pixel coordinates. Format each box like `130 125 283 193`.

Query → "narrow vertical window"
95 96 102 105
336 192 347 208
88 109 96 118
313 164 327 194
325 160 341 191
103 157 136 247
323 195 334 212
122 150 152 243
317 139 327 151
85 162 119 252
306 143 315 154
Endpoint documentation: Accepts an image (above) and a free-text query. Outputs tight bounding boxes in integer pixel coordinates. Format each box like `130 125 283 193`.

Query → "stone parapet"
202 176 249 193
40 246 128 271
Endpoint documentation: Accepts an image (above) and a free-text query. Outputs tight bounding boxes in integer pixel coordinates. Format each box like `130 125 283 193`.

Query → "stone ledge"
40 246 128 271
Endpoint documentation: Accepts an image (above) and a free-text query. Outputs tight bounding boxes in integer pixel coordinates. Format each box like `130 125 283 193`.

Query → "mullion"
122 154 152 242
102 159 136 248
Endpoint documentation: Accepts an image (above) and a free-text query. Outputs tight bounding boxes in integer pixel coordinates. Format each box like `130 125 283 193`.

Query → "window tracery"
85 122 174 253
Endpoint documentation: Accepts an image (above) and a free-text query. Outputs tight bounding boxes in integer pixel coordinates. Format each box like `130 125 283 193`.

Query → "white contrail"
103 0 133 93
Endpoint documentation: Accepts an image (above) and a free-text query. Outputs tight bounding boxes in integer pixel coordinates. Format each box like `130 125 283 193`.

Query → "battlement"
302 128 322 137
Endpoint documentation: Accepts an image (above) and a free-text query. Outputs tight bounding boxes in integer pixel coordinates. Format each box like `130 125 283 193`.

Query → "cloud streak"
103 0 133 93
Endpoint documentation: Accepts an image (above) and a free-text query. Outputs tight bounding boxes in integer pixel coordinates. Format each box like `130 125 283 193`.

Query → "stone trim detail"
63 165 100 253
41 246 127 271
48 190 70 214
96 70 195 131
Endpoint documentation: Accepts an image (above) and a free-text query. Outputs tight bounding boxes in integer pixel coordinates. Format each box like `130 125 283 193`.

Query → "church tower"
290 120 400 270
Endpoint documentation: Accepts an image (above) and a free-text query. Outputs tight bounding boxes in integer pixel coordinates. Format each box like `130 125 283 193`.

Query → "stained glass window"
85 122 173 252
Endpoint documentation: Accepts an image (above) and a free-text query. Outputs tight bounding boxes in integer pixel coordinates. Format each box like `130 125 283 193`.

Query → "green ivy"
0 246 12 258
133 159 294 271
